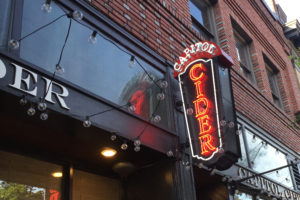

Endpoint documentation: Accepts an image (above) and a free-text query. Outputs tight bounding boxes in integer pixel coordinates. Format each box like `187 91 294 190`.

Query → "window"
0 151 63 200
232 20 255 83
237 122 294 189
0 0 13 49
73 169 123 200
1 0 171 128
293 62 300 90
189 0 214 40
264 58 283 108
234 190 272 200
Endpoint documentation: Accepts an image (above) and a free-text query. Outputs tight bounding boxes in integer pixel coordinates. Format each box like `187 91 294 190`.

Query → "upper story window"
189 0 215 40
264 57 283 109
292 59 300 90
0 0 172 129
232 19 255 84
237 122 294 189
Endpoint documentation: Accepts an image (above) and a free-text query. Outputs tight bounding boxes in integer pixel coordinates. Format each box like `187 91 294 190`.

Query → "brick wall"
89 0 300 152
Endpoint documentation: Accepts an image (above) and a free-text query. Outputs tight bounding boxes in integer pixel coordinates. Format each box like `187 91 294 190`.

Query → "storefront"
0 0 179 199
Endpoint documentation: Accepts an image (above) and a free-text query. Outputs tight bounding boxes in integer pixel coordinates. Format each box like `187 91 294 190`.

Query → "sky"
275 0 300 22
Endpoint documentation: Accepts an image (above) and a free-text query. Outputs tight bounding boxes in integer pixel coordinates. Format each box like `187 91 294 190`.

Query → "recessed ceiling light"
101 148 117 157
52 172 63 178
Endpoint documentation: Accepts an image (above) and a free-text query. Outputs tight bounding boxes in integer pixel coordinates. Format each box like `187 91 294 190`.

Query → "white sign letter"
43 77 70 110
9 63 37 96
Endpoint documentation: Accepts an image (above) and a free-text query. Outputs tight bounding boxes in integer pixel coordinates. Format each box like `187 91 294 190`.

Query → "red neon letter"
197 115 212 135
193 97 209 117
199 134 216 154
189 63 205 81
194 81 204 98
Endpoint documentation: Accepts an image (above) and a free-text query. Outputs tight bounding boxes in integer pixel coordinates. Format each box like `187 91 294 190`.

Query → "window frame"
236 114 297 190
0 0 176 131
189 0 216 41
232 19 256 84
264 56 283 109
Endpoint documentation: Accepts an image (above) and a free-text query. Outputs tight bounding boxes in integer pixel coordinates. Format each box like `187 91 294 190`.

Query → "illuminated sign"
174 41 239 169
0 58 70 110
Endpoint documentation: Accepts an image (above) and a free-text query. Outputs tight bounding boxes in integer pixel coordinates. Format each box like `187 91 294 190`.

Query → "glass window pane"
189 0 210 31
0 0 13 48
189 1 204 25
234 191 253 200
0 151 63 200
20 0 170 128
237 126 249 166
72 169 123 200
244 129 293 188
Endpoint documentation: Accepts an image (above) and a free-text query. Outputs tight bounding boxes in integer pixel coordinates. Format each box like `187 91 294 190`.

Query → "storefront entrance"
193 167 230 200
0 91 176 200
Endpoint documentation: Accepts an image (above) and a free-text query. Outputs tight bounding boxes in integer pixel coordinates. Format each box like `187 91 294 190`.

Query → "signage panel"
174 41 240 169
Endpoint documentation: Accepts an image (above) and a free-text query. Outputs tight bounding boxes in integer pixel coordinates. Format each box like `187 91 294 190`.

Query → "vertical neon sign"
178 59 221 160
173 41 235 163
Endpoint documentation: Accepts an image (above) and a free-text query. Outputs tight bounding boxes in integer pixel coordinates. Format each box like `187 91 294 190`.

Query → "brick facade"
89 0 300 152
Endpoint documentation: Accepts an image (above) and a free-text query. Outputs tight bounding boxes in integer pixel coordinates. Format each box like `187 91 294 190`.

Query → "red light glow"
189 63 217 156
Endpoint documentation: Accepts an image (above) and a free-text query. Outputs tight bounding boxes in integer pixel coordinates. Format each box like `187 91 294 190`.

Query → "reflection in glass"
20 0 170 128
234 190 253 200
0 151 62 200
0 0 12 48
244 129 293 188
237 124 248 166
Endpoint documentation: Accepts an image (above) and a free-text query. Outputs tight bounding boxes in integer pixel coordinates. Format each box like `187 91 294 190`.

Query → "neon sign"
174 41 238 167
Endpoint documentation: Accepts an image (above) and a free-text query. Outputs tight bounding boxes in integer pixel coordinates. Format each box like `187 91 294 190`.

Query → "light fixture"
210 168 217 176
182 161 190 171
276 170 280 177
198 163 204 169
285 178 290 183
220 120 227 127
133 138 141 146
252 135 256 143
19 96 27 106
128 55 135 68
72 10 83 20
110 134 117 141
275 149 280 155
156 92 165 101
221 176 227 182
27 106 36 116
152 115 161 123
166 150 174 157
159 80 168 89
127 104 136 113
38 101 47 111
101 148 117 157
83 116 92 128
186 107 194 115
121 141 128 150
228 121 235 128
41 0 52 13
40 112 48 121
51 172 63 178
55 64 64 74
88 30 97 44
134 146 141 152
8 39 20 49
218 148 224 154
263 142 268 149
